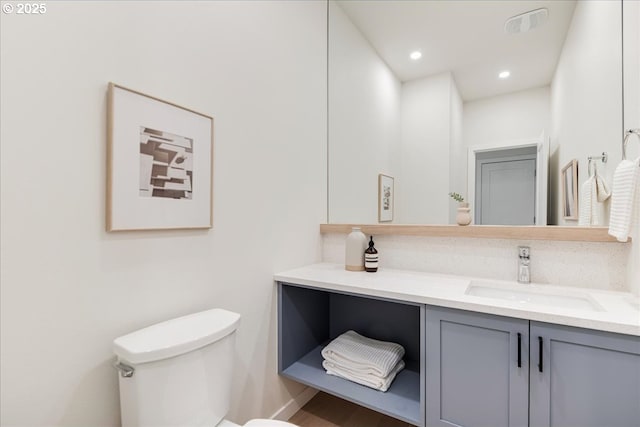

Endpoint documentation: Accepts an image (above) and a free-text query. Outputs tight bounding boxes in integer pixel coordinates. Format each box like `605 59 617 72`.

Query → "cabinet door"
530 322 640 427
425 306 529 427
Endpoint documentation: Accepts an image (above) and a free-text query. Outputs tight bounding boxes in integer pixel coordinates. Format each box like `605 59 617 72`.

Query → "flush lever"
114 361 135 378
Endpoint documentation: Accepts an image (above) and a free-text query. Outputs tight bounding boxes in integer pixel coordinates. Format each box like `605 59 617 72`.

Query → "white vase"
456 202 472 226
345 227 367 271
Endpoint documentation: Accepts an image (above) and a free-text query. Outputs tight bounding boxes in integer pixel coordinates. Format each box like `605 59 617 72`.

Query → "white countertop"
275 263 640 336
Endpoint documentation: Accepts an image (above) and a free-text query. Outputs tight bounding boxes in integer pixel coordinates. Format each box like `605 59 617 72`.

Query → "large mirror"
328 0 623 226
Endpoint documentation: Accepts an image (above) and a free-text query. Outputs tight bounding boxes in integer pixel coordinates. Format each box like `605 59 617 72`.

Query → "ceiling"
335 0 577 101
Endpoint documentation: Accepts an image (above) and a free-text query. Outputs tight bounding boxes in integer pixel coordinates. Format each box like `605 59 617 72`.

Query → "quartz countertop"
274 263 640 336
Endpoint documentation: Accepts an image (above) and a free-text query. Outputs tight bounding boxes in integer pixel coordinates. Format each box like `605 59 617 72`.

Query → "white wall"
328 6 462 226
462 86 550 151
550 0 622 226
399 72 456 224
328 1 402 224
0 1 326 426
623 0 640 295
449 79 464 223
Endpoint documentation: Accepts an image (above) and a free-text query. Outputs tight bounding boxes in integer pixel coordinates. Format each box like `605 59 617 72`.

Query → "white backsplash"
322 233 631 292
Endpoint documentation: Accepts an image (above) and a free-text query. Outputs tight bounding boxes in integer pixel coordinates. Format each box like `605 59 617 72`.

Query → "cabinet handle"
538 336 543 373
517 333 522 368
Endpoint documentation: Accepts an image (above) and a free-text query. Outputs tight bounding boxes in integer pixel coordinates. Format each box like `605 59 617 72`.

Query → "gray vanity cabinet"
425 306 530 427
277 279 640 427
425 307 640 427
529 322 640 427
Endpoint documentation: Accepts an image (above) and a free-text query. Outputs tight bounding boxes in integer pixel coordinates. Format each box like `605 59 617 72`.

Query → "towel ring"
623 129 640 160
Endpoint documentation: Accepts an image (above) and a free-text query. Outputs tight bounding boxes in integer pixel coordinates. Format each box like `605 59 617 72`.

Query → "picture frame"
561 159 578 220
378 174 394 222
107 83 214 231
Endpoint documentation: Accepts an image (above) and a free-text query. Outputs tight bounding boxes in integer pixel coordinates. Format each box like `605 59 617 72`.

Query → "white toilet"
113 308 298 427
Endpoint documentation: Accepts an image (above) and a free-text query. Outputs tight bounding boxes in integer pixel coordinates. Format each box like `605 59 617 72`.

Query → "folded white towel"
321 330 405 378
323 359 405 392
609 158 640 242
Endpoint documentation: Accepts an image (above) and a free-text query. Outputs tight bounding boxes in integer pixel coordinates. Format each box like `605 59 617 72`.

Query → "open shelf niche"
277 283 425 427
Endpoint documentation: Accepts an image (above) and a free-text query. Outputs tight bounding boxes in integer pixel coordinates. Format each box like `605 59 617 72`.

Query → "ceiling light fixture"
499 70 511 79
410 51 422 60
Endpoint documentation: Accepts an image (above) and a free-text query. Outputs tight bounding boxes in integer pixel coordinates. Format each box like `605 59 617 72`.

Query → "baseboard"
270 386 318 421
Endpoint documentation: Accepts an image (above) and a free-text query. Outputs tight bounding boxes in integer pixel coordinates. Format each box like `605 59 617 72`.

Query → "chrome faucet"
518 246 531 284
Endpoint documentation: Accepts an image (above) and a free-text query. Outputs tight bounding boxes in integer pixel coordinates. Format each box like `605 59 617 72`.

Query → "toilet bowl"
113 309 298 427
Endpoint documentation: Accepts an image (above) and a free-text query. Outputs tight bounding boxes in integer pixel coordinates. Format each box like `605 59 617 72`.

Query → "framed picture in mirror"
561 159 578 220
378 174 394 222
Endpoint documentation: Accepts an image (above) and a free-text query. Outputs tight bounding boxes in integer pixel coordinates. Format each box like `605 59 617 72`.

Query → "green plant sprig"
448 192 465 203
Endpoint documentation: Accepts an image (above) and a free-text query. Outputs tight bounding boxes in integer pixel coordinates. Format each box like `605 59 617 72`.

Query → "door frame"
467 131 549 225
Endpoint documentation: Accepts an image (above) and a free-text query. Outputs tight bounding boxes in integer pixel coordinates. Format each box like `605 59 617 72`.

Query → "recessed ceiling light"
410 51 422 60
499 70 511 79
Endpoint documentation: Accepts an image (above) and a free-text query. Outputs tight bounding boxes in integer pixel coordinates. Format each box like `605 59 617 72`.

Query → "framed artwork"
107 83 213 231
378 174 394 222
561 159 578 220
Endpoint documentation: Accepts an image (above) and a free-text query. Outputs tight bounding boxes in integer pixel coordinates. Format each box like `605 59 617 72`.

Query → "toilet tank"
113 309 241 427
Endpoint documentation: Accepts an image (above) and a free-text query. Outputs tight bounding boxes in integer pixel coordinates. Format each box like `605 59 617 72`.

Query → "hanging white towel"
579 176 596 226
608 158 640 242
579 167 611 226
321 330 405 378
323 359 405 392
595 169 611 202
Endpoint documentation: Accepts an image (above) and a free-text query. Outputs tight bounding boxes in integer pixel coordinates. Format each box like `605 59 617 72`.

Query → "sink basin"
465 282 604 312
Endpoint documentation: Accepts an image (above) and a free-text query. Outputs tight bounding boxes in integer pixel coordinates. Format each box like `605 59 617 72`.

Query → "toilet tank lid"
113 308 241 364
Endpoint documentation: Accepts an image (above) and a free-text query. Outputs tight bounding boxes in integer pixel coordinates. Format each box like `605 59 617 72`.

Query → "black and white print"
139 127 193 199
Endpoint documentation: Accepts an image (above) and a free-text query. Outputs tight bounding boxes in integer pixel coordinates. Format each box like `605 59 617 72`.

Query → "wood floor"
288 392 413 427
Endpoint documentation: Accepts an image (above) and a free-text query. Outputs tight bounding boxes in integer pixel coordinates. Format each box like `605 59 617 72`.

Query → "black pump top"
365 236 377 253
